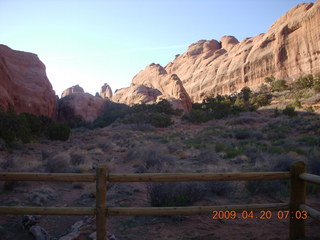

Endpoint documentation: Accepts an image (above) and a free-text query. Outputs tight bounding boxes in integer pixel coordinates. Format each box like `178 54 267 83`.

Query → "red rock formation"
116 2 320 104
113 64 192 111
165 1 320 102
0 44 56 118
61 85 84 98
100 83 113 99
59 93 106 123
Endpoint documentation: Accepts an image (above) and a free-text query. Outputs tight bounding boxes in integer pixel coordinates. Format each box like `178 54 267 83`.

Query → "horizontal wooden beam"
299 204 320 221
0 172 96 182
0 206 95 216
299 173 320 185
108 172 290 182
107 203 289 216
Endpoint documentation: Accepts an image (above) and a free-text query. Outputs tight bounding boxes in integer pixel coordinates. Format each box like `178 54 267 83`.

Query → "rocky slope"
115 1 320 103
0 44 57 118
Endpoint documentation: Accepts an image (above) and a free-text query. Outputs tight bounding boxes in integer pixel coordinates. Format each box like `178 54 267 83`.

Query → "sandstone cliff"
115 1 320 104
0 44 57 118
113 64 192 111
165 1 320 102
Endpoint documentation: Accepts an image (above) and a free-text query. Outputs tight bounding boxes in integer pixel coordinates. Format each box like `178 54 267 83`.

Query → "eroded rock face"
61 85 84 98
112 64 192 111
58 93 106 123
100 83 113 99
165 1 320 102
0 44 56 118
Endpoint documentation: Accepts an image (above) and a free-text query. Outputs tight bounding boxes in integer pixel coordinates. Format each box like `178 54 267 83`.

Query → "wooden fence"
0 161 319 240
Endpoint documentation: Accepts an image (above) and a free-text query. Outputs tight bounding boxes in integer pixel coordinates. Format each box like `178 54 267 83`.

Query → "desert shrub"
132 99 182 116
304 106 315 112
245 180 287 196
151 99 182 115
308 149 320 175
183 109 210 123
27 187 56 206
91 101 132 128
271 155 296 172
215 142 243 158
123 112 173 128
70 152 85 165
272 80 288 92
193 149 220 164
122 112 149 125
0 111 33 143
298 136 319 146
147 182 205 207
183 136 207 149
264 75 275 84
149 113 173 127
313 83 320 92
206 181 235 197
124 147 175 172
292 98 302 109
292 75 315 90
46 122 70 141
250 93 271 107
46 153 70 173
233 128 251 140
307 149 320 195
20 113 43 136
185 87 260 123
283 105 297 117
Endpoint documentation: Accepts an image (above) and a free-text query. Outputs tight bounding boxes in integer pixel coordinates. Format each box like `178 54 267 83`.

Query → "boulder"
0 44 56 118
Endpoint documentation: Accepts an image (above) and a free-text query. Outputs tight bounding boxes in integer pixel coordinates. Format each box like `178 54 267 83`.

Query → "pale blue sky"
0 0 314 97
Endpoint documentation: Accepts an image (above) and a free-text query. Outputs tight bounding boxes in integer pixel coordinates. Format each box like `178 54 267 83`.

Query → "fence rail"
0 161 319 240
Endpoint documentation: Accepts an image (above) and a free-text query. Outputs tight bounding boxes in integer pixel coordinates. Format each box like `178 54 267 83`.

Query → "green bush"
123 112 173 128
283 105 297 117
46 122 70 141
304 106 315 112
313 83 320 93
91 101 132 128
292 75 315 90
272 80 288 92
0 111 33 144
250 93 271 107
149 113 173 128
264 75 275 84
132 99 182 116
183 109 210 123
292 98 302 109
184 87 262 123
20 113 43 136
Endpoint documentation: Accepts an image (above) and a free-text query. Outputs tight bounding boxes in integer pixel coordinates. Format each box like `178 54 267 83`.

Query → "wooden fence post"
96 165 107 240
290 161 306 240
